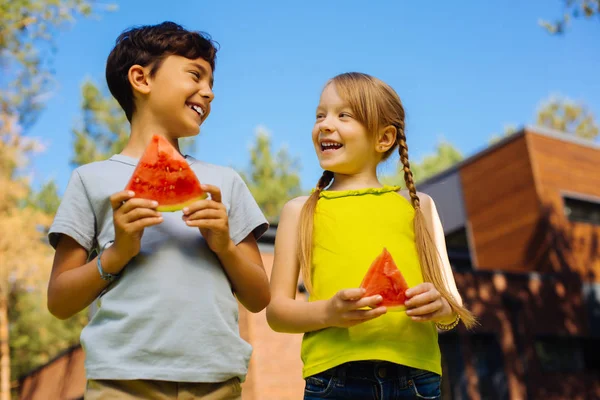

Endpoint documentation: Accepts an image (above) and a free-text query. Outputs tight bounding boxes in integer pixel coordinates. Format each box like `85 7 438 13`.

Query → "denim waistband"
320 361 427 380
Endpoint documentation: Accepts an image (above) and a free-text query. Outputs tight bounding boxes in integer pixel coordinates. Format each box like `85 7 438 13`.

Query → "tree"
8 175 88 386
0 1 108 131
71 80 129 166
240 128 302 222
27 180 61 216
489 96 598 144
385 141 464 186
489 124 519 145
539 0 599 34
0 2 106 398
536 96 599 141
0 125 57 399
410 142 464 183
9 286 87 382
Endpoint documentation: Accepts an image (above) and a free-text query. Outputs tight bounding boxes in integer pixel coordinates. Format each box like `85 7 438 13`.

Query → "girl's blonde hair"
298 72 476 328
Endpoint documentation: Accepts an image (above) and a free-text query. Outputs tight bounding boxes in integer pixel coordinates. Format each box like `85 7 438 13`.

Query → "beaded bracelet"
96 240 119 282
435 314 461 331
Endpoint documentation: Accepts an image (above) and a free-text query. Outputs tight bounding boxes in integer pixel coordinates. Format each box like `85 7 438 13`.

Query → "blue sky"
27 0 600 193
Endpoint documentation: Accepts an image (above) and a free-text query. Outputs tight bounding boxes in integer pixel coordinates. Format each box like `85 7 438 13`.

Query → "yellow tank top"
301 185 441 378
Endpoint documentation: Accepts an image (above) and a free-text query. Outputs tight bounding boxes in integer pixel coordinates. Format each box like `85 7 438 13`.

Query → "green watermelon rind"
155 193 208 212
384 304 406 312
359 304 406 312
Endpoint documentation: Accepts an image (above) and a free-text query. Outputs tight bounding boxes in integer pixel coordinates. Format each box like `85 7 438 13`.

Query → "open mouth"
186 103 205 118
320 141 343 152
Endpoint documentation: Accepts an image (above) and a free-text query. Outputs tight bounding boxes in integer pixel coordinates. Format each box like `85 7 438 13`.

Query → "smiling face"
143 55 214 138
312 83 381 175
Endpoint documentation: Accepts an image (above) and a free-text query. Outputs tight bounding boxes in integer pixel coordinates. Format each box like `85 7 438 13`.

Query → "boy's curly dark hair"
106 21 218 122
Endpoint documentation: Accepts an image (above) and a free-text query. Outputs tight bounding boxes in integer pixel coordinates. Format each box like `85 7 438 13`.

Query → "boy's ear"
375 125 397 154
128 64 152 95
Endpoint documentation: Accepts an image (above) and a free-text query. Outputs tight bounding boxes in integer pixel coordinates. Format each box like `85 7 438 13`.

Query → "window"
563 196 600 225
535 336 600 372
445 228 473 271
534 336 585 372
583 338 600 371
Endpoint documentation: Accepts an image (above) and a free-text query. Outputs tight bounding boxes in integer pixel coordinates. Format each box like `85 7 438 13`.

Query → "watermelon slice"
359 248 409 311
124 135 207 212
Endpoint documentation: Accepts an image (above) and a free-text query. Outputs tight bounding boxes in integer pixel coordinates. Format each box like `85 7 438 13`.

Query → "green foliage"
537 96 599 141
27 180 61 216
240 128 302 222
539 0 599 34
384 141 464 186
489 124 518 145
0 0 103 129
9 287 87 382
71 80 129 166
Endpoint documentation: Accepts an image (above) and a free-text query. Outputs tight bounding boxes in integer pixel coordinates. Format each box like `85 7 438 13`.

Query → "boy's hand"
405 282 455 323
182 184 231 254
109 191 163 267
324 288 387 328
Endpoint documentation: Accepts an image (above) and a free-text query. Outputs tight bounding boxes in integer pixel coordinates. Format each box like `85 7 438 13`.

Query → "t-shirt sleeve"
48 169 96 251
228 170 269 245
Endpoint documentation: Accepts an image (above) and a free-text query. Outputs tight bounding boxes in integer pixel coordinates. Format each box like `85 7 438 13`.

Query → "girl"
266 72 476 399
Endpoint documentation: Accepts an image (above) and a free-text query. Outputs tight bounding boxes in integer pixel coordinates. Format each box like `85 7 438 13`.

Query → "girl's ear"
128 64 152 96
375 125 397 154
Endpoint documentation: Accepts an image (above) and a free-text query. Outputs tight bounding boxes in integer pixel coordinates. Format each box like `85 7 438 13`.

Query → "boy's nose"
199 86 214 102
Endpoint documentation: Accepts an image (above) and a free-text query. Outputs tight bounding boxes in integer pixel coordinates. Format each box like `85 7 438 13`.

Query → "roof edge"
416 125 599 188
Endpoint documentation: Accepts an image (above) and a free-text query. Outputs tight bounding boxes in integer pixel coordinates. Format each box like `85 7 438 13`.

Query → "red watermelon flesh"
360 248 409 311
124 135 206 212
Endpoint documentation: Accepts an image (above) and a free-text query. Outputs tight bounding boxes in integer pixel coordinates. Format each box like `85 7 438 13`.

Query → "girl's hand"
182 184 232 254
325 288 387 328
404 283 455 323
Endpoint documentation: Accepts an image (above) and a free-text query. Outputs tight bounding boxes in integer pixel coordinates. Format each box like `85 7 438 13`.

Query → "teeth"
188 104 204 117
322 142 342 149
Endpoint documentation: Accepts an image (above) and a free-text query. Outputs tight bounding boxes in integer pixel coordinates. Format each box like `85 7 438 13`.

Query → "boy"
47 21 270 399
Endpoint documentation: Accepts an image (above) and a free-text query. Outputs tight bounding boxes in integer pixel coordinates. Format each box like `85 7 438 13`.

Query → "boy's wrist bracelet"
97 240 119 282
435 313 460 331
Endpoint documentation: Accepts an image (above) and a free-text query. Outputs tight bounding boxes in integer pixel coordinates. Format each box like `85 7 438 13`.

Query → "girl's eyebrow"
316 103 351 112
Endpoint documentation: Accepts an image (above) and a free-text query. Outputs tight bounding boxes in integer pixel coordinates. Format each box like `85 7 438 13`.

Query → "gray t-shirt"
49 154 268 383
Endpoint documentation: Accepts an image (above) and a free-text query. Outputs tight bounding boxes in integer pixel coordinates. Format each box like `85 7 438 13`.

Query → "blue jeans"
303 361 441 399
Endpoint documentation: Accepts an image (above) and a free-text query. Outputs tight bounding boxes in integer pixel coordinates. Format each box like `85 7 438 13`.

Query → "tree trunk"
0 291 10 400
